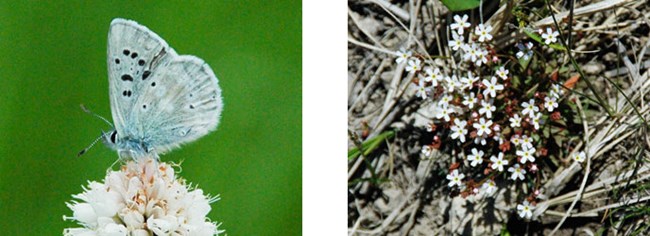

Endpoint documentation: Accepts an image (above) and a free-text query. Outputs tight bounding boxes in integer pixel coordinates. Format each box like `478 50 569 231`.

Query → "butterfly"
83 18 223 161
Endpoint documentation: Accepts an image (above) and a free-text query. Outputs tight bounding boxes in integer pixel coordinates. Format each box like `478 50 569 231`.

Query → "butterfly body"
104 18 223 160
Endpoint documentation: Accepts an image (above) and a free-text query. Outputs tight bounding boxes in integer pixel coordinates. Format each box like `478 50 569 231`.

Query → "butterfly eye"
110 131 118 144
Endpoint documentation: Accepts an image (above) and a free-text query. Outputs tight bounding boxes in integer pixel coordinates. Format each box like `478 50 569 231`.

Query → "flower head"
509 114 522 128
478 100 496 119
572 151 586 163
482 76 504 98
462 92 477 109
517 200 535 219
516 147 536 164
450 119 468 143
508 163 526 181
475 23 493 42
415 79 429 99
473 118 493 136
467 148 485 167
450 14 471 35
516 42 534 60
521 99 539 118
544 96 558 112
481 179 497 196
496 67 509 80
446 169 465 188
490 152 508 172
395 48 412 64
64 159 224 236
541 27 559 45
405 58 421 73
448 31 465 51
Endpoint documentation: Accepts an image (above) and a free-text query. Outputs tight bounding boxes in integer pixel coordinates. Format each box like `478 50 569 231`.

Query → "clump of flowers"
63 158 224 236
397 14 585 220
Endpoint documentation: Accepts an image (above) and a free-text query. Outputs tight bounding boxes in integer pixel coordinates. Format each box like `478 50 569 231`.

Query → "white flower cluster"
64 159 223 236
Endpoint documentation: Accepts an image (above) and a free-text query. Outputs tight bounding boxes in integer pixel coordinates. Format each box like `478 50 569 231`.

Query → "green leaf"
348 130 395 160
440 0 481 12
523 27 566 51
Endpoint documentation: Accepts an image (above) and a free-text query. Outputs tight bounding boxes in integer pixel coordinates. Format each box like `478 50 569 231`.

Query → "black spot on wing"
121 74 133 82
142 71 151 80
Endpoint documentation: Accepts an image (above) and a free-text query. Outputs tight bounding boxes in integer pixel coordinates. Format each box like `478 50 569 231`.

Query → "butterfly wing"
107 18 223 155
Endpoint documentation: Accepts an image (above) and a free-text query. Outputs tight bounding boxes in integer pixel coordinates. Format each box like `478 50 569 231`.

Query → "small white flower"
434 105 454 122
474 133 488 146
496 67 509 80
474 48 488 66
475 23 493 42
508 164 526 181
511 134 521 146
520 135 533 150
438 93 453 107
516 147 536 164
415 79 430 99
541 27 559 45
521 99 539 118
395 48 412 64
473 118 493 136
448 31 465 51
405 59 421 73
444 75 459 93
516 42 534 60
517 200 535 219
467 148 485 167
446 169 465 188
490 152 508 172
572 151 586 163
424 67 443 86
482 76 504 98
462 43 479 62
64 158 224 236
422 145 432 156
450 14 471 35
462 92 477 109
509 114 522 128
478 100 496 119
530 112 542 130
550 84 564 98
481 179 497 196
450 119 468 143
544 96 558 112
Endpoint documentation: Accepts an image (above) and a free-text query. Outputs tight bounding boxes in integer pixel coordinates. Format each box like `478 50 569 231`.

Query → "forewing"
134 55 223 154
107 18 176 138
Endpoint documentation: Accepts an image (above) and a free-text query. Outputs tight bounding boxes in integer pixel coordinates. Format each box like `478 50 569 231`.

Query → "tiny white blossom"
509 114 522 128
473 118 493 136
445 75 459 93
481 179 497 196
422 145 432 156
450 119 468 143
520 135 533 150
467 148 485 167
446 169 465 188
462 92 477 109
482 76 504 98
511 134 521 146
415 80 429 99
438 93 453 107
541 27 559 45
517 200 535 219
521 99 539 118
462 43 479 62
450 14 471 35
544 96 558 112
550 84 564 98
475 23 493 42
530 112 542 130
508 163 526 181
490 152 508 172
395 48 412 64
474 48 488 66
572 151 586 163
516 42 534 60
496 66 509 80
474 133 488 146
478 100 496 119
516 147 536 164
405 59 421 73
434 105 454 121
424 67 443 86
448 31 465 51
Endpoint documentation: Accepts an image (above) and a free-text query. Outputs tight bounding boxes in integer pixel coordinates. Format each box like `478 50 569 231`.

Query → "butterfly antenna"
80 104 114 128
78 131 110 157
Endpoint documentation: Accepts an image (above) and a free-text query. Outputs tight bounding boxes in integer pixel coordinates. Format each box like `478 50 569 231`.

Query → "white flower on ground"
422 145 432 156
544 96 559 112
450 119 468 143
509 114 522 128
481 179 497 196
446 169 465 188
462 43 479 63
434 105 454 122
521 99 539 118
482 76 504 98
541 27 559 45
444 75 459 93
490 152 508 172
395 48 412 64
467 148 485 167
474 133 488 146
462 92 477 109
448 31 465 51
475 23 493 42
474 48 488 66
517 200 535 219
438 93 453 108
415 80 429 99
63 158 224 236
530 112 542 130
572 151 586 163
450 14 471 35
405 58 421 73
508 164 526 181
516 42 534 60
496 66 509 80
424 67 442 85
510 134 522 146
473 118 493 136
479 100 496 119
520 135 533 150
550 84 564 98
516 147 536 164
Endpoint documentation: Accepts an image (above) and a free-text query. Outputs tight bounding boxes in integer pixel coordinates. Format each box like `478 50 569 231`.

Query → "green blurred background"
0 1 301 235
